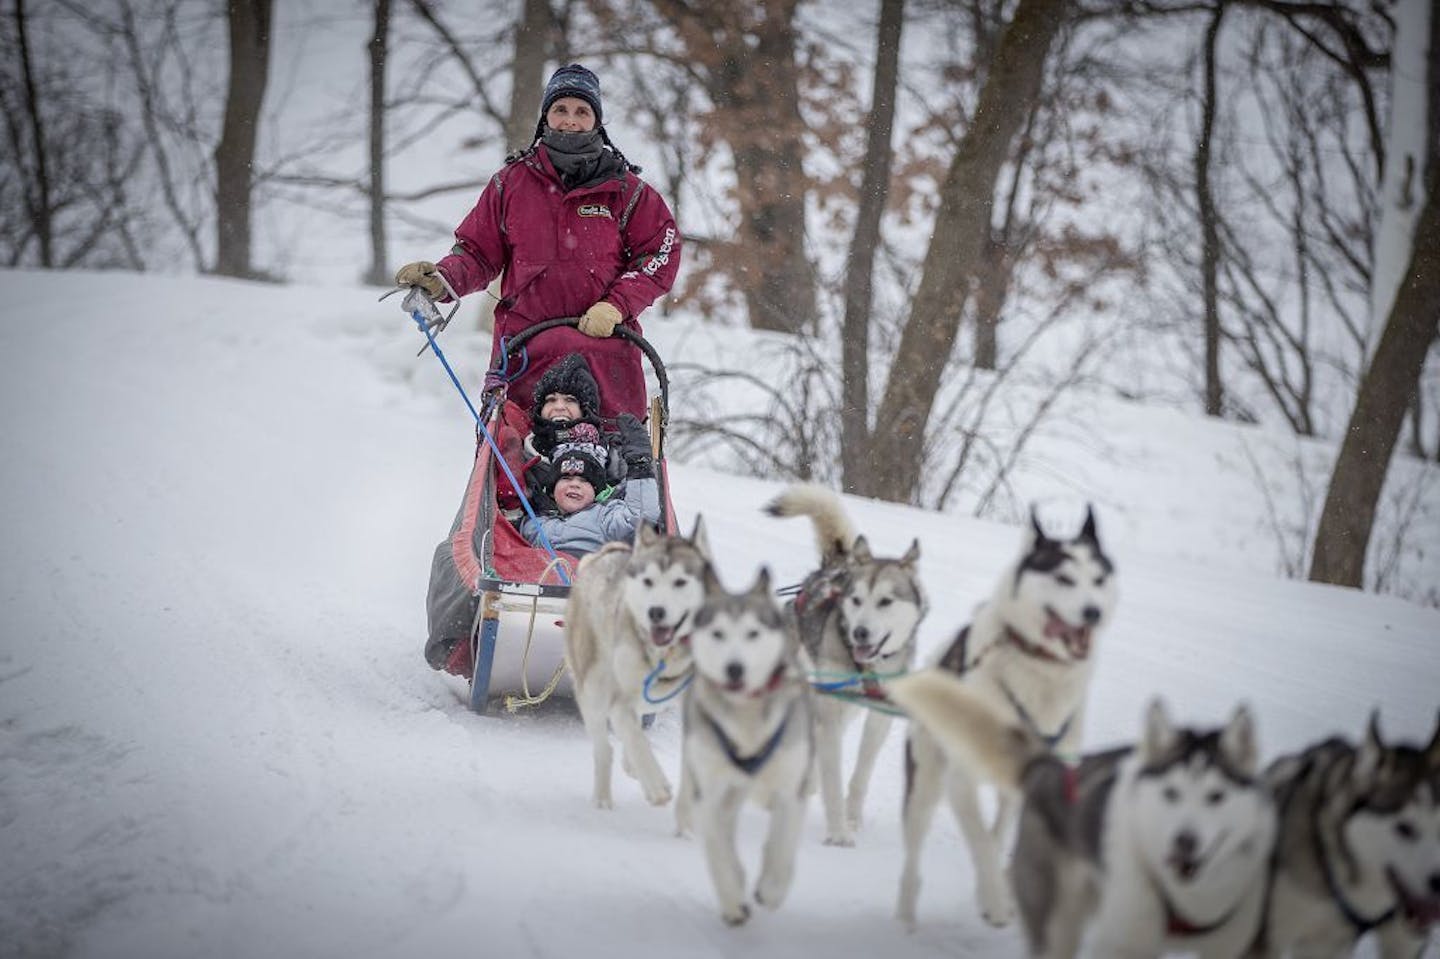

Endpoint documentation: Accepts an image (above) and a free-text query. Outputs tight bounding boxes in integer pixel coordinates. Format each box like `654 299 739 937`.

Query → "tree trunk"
364 0 391 287
1309 3 1440 588
213 0 273 279
660 0 816 335
1196 1 1225 417
841 0 905 496
971 237 1005 370
867 0 1069 502
14 0 54 267
506 0 550 152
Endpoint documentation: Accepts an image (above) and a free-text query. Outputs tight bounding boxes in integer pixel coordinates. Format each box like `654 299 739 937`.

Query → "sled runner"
421 316 679 715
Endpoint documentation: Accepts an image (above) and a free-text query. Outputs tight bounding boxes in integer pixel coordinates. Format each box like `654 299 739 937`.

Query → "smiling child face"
541 392 582 422
553 475 596 514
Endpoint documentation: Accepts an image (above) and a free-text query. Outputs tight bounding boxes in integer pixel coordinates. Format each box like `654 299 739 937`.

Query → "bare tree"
1196 0 1225 416
506 0 553 152
840 0 904 496
645 0 818 335
365 0 392 287
866 0 1070 502
11 0 53 266
1310 2 1439 588
213 0 274 279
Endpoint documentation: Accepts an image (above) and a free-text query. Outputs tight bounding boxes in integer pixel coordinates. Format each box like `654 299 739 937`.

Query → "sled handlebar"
499 317 670 420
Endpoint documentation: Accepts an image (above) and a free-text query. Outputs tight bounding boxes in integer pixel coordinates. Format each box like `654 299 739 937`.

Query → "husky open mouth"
849 633 892 665
650 611 691 648
1044 607 1093 660
1388 866 1440 931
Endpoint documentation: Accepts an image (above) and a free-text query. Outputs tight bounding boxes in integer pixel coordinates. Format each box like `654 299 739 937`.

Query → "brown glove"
578 301 622 338
395 260 445 299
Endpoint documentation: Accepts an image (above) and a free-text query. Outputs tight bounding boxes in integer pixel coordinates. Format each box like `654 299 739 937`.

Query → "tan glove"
395 260 445 298
578 301 622 338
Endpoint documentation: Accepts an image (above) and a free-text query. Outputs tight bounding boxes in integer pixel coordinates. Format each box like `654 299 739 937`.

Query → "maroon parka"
435 146 681 419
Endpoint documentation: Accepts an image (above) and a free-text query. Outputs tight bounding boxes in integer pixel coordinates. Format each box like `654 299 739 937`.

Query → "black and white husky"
564 518 711 810
889 668 1277 958
675 566 815 926
1252 712 1440 959
897 508 1116 928
765 483 926 846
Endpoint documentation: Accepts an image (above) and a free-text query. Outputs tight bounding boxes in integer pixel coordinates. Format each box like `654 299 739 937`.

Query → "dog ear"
1220 703 1259 777
701 561 724 594
1141 698 1177 762
901 537 921 567
1352 710 1385 786
1029 505 1050 546
689 513 711 558
851 535 872 562
751 565 773 597
1079 505 1098 544
635 521 659 547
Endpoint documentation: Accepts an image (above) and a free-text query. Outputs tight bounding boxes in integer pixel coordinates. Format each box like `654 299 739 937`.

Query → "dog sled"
418 314 680 715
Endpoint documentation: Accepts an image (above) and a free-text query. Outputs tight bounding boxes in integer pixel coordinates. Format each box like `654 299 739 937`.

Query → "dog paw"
592 794 614 810
721 903 751 927
643 782 673 806
754 874 792 910
978 889 1016 927
822 832 855 848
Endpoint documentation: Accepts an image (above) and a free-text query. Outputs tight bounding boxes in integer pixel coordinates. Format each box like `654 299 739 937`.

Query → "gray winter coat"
518 477 660 556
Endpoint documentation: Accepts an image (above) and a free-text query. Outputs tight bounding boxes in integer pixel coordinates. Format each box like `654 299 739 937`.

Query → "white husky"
897 507 1117 928
765 483 926 846
676 566 815 926
564 517 711 809
889 668 1276 958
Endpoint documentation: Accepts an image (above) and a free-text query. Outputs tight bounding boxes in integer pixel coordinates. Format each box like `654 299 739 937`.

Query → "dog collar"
1160 889 1246 938
749 662 789 698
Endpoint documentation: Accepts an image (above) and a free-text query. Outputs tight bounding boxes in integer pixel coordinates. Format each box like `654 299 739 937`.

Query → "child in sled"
518 420 658 557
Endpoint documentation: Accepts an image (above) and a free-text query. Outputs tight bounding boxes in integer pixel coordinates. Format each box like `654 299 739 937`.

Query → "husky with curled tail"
764 483 926 846
888 668 1276 959
564 517 711 810
896 507 1116 929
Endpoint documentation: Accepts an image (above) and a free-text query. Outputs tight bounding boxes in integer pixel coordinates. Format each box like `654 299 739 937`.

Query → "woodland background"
2 0 1436 603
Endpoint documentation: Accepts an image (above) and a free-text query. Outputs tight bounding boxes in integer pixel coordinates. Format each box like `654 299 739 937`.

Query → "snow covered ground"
1 269 1436 958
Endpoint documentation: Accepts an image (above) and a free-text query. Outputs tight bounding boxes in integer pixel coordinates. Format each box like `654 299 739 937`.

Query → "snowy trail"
0 271 1436 958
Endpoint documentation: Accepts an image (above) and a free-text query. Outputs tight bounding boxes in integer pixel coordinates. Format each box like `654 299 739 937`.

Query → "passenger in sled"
394 62 681 421
517 421 659 557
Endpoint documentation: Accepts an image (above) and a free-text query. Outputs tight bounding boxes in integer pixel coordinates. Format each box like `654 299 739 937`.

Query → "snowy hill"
1 269 1436 958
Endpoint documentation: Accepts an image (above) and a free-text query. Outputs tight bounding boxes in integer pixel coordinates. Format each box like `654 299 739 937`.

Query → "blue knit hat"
542 64 603 126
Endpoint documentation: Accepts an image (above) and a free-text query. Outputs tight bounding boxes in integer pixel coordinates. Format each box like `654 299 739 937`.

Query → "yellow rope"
502 555 575 712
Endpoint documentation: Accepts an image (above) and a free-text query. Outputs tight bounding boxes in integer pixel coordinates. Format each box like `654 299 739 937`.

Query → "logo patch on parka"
578 204 612 219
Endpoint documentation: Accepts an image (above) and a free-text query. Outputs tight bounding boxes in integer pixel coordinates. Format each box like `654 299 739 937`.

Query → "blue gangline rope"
410 308 571 586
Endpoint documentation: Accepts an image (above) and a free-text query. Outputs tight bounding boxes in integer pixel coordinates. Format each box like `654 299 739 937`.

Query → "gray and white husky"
675 566 816 926
1252 712 1440 959
889 668 1277 958
564 517 711 809
897 507 1116 928
765 483 926 846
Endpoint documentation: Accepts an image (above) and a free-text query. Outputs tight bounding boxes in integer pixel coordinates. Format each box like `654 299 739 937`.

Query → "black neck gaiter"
542 129 620 190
